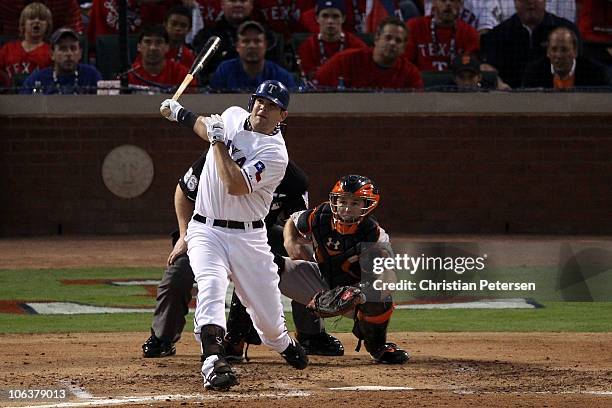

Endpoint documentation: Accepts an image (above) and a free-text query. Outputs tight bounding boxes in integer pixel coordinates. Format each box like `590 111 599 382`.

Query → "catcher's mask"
329 175 380 234
248 80 290 112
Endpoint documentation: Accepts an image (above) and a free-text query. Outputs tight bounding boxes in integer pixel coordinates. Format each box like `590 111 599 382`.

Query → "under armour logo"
327 237 340 250
267 84 278 93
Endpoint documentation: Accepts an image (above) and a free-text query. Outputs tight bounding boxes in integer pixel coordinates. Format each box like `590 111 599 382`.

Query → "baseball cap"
452 54 481 75
237 20 266 36
50 27 79 46
316 0 345 14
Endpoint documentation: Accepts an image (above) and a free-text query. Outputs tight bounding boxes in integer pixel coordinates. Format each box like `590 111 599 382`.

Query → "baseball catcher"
279 175 409 364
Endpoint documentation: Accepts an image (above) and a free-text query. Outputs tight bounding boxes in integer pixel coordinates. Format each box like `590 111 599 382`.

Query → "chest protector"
310 203 380 287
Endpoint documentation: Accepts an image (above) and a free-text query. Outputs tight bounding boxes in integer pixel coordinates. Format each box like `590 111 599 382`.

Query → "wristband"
177 108 198 129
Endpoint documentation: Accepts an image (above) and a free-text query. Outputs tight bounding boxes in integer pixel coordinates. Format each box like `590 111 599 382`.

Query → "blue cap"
250 80 290 111
316 0 345 14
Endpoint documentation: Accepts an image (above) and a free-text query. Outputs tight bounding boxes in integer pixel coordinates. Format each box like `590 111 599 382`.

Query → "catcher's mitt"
306 286 366 318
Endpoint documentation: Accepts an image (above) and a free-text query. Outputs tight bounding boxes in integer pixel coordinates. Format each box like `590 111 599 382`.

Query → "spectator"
297 0 368 79
0 3 53 87
481 0 578 89
163 5 196 68
423 0 576 33
578 0 612 74
254 0 314 39
451 53 483 89
192 0 222 29
20 27 101 94
405 0 480 72
522 26 609 88
87 0 142 46
128 25 193 92
315 16 423 89
192 0 284 77
0 1 82 36
209 20 296 90
299 0 410 34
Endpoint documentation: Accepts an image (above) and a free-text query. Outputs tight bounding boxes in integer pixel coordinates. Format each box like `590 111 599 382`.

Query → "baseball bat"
160 36 221 117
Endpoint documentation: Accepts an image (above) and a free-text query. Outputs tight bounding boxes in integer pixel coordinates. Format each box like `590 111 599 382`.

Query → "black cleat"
280 338 309 369
223 340 245 363
297 332 344 356
202 355 239 391
370 343 409 364
142 330 176 358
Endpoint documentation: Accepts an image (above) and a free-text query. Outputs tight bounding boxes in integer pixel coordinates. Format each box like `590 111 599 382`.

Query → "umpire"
142 153 343 358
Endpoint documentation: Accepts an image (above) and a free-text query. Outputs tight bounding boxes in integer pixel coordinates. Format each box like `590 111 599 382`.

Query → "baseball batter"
160 80 308 391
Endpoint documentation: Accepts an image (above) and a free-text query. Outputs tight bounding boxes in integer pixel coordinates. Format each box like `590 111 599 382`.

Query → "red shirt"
405 16 479 72
315 47 423 90
167 45 196 69
195 0 222 27
578 0 612 43
254 0 314 38
298 32 367 78
128 59 194 88
0 0 82 35
0 41 52 79
87 0 142 45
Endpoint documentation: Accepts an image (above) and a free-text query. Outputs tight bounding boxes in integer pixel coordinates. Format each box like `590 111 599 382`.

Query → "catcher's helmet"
329 175 380 234
248 80 290 112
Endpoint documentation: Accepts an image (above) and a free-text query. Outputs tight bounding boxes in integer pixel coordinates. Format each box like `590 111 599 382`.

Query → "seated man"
209 20 295 91
452 53 483 89
128 25 193 93
315 16 423 90
20 27 101 94
522 27 610 89
405 0 480 72
297 0 368 79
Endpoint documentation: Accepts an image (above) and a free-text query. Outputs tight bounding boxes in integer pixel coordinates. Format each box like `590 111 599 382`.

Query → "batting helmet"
248 80 290 112
329 175 380 234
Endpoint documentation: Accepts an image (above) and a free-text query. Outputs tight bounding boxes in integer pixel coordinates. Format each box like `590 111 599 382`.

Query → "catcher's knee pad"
356 298 394 324
352 300 394 352
200 324 225 360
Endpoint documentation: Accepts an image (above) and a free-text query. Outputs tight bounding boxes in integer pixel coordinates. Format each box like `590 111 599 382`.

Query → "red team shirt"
254 0 315 38
87 0 143 44
298 32 367 78
128 59 194 88
405 16 479 71
578 0 612 43
0 41 52 80
315 47 423 89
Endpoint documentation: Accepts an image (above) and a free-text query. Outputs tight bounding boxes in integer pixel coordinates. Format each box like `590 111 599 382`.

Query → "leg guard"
200 324 226 361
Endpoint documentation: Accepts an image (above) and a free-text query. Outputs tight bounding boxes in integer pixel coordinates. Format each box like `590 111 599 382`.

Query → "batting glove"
160 99 183 122
205 114 225 145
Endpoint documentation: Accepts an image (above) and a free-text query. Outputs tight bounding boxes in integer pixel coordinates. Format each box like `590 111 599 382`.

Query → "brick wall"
1 113 611 236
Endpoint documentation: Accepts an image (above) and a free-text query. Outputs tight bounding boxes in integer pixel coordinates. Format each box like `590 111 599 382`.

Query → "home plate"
329 386 415 391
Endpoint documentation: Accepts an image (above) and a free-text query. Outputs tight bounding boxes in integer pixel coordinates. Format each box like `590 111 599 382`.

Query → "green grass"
1 303 611 334
0 267 611 334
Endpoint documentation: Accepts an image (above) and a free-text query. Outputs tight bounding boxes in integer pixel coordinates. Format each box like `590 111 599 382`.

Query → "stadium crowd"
0 0 610 94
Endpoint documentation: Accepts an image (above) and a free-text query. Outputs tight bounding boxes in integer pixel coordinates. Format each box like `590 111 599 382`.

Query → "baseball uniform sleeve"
178 151 207 201
240 147 288 194
295 208 315 235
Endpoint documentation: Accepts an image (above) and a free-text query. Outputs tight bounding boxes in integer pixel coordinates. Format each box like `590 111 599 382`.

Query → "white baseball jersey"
424 0 576 31
194 106 289 222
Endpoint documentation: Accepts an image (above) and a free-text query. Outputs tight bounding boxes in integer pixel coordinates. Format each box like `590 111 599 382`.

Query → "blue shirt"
20 64 103 95
210 58 296 91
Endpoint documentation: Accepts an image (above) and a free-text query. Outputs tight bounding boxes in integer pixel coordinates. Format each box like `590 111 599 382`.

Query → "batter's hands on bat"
167 236 188 265
205 114 225 145
160 99 183 122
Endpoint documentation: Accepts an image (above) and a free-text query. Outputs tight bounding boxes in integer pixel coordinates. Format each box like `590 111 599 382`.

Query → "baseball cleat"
370 343 410 364
202 355 239 391
297 332 344 356
223 340 245 363
142 330 176 358
280 338 309 369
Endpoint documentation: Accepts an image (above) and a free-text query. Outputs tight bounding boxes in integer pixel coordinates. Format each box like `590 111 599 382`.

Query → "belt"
193 214 263 229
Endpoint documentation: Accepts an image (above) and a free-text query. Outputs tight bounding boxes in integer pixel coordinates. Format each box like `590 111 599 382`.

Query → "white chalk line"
6 388 611 408
57 380 93 399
